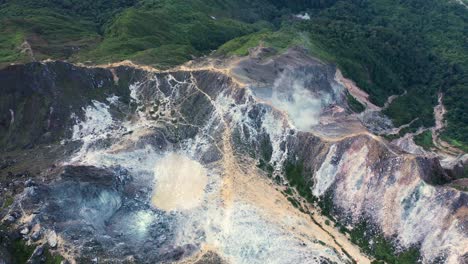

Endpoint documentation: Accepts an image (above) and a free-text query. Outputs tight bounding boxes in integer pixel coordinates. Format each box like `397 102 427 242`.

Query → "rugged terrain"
0 48 466 263
1 0 468 151
1 0 467 263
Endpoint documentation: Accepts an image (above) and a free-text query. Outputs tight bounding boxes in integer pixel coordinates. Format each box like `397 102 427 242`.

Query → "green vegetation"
452 183 468 192
44 250 65 264
0 7 99 64
414 131 435 150
80 4 260 67
219 0 467 149
257 158 274 177
284 161 306 190
1 195 14 209
217 29 300 56
9 239 65 264
282 160 423 263
317 192 333 216
0 0 466 145
441 134 468 153
346 92 365 113
11 240 35 264
0 0 274 67
283 187 293 196
349 221 421 264
308 0 467 149
287 196 301 208
284 161 315 202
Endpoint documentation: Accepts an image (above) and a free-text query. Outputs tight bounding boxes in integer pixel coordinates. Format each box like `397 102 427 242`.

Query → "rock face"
0 62 133 150
0 49 466 263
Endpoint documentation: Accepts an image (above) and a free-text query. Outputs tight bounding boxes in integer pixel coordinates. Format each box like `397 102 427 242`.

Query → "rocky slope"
0 49 466 263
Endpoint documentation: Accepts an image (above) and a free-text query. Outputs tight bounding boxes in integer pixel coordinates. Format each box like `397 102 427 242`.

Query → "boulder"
47 231 58 248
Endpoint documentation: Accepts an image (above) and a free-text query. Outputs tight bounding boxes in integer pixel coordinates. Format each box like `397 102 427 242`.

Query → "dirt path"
431 93 464 156
335 70 380 111
187 72 371 263
382 90 407 110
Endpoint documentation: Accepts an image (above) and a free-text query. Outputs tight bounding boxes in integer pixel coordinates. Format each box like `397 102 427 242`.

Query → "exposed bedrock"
285 133 467 263
211 49 467 263
0 49 466 263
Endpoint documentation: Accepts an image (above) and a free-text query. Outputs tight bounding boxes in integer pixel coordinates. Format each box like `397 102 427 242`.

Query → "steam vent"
0 1 467 263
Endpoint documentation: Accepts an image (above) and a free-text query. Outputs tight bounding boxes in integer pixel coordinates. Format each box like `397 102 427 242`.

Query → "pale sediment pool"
152 153 208 211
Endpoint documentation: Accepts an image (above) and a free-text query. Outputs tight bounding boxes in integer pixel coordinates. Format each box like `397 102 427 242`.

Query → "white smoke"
270 70 323 131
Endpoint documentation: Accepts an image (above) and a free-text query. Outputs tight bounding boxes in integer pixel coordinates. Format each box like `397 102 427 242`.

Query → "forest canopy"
0 0 466 149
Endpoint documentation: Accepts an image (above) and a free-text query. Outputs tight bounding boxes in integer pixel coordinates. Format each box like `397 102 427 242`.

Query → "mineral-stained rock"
31 231 41 241
47 231 58 248
32 245 44 257
6 215 15 223
20 227 30 235
0 49 466 263
24 179 35 187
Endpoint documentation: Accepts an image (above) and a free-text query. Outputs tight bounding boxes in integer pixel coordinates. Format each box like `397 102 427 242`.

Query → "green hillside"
0 0 466 149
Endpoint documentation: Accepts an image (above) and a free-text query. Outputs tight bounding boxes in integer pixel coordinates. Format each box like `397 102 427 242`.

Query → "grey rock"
47 231 57 248
32 245 44 257
31 231 41 241
25 179 35 187
6 215 16 223
20 227 30 235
